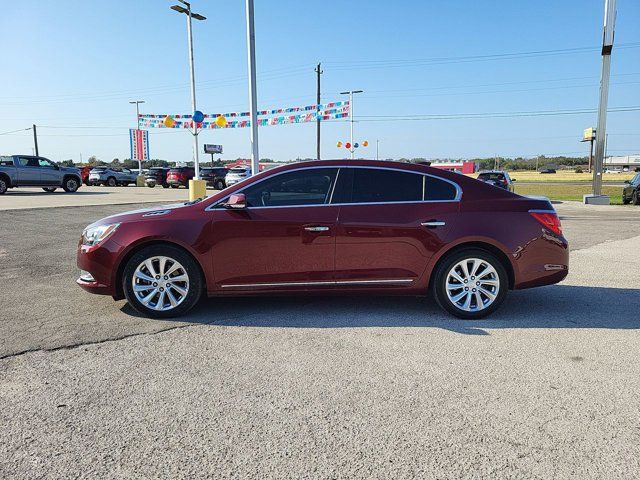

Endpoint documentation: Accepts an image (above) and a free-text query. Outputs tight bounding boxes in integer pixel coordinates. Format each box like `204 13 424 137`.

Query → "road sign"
129 129 150 160
582 127 596 142
204 144 223 154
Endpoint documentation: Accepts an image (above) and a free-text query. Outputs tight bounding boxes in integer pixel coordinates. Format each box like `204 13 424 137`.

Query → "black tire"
122 244 203 319
62 176 80 193
107 177 117 187
170 184 178 189
432 248 508 320
84 179 91 186
147 183 156 188
162 184 169 189
623 196 631 205
633 191 640 205
0 177 8 194
215 180 225 190
42 187 57 193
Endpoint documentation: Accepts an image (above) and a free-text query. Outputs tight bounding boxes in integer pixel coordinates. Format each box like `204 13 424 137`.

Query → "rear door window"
349 168 423 203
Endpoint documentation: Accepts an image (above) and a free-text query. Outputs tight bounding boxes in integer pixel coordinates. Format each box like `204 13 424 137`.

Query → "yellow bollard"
189 179 207 202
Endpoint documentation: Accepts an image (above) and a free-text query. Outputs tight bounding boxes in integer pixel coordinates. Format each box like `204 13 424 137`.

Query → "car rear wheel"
162 184 169 188
0 178 7 194
633 191 640 205
107 177 117 187
62 177 80 193
42 187 57 193
215 180 225 190
123 245 203 318
432 248 508 319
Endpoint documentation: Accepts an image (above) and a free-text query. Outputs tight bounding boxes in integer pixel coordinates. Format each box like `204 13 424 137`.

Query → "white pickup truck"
0 155 82 194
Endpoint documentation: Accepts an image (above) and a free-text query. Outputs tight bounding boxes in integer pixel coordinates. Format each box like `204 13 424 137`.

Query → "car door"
333 167 460 287
16 156 42 184
37 157 60 185
209 167 340 290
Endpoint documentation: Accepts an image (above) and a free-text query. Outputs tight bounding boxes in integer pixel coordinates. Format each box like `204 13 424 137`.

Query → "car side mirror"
224 193 246 209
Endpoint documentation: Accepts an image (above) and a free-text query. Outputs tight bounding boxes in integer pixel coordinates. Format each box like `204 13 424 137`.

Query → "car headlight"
82 223 120 246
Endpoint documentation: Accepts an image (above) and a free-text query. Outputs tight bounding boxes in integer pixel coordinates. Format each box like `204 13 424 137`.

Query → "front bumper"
76 240 121 297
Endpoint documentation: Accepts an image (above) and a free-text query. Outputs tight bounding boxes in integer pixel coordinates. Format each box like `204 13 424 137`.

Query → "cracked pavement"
1 201 639 478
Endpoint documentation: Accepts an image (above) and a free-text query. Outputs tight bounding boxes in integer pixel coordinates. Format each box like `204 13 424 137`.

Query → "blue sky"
1 0 639 163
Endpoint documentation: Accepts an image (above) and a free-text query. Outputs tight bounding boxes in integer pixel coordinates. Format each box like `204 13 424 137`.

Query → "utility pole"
315 63 323 161
32 124 39 157
588 0 617 204
129 100 145 173
340 90 363 159
170 0 206 182
245 0 260 176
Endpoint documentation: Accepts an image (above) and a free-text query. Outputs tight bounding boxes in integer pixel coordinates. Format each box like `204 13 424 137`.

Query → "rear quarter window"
424 176 458 201
0 157 13 166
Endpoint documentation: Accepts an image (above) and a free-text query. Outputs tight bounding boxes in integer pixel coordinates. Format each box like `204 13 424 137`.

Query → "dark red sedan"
77 160 568 319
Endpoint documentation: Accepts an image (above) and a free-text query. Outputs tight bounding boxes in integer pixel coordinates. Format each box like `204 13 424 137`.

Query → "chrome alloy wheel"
445 258 500 312
132 256 190 311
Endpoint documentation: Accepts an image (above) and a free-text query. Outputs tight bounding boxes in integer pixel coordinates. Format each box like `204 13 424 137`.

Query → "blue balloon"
193 110 205 123
354 142 359 148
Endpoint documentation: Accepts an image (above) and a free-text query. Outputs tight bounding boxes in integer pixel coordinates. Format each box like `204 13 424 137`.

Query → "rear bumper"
513 233 569 289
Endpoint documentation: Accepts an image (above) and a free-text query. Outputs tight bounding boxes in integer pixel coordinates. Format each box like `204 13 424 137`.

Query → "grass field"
512 184 624 204
479 170 635 183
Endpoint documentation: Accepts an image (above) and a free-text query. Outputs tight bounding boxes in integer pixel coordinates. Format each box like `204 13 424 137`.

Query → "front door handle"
304 226 330 232
421 220 446 228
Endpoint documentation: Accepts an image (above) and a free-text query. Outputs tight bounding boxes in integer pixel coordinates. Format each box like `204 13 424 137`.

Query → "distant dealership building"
426 160 476 174
604 155 640 171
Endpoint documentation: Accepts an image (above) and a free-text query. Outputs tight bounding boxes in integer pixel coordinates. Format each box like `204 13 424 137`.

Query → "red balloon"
345 142 351 149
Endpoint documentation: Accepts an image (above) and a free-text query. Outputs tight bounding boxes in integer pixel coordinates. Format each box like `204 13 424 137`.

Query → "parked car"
539 168 557 174
225 166 252 187
79 166 92 185
145 167 170 188
77 159 568 320
88 167 137 186
0 155 82 194
200 167 228 190
622 172 640 205
166 167 195 188
476 170 515 192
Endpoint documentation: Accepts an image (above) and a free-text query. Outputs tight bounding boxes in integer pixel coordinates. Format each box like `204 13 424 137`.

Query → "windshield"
478 173 505 182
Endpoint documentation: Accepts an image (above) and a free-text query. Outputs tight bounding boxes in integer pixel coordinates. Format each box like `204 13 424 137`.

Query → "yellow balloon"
362 140 369 147
163 115 175 128
336 141 343 148
215 115 228 128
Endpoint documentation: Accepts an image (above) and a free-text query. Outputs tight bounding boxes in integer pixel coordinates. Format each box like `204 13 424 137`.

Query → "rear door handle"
421 220 446 228
304 226 330 232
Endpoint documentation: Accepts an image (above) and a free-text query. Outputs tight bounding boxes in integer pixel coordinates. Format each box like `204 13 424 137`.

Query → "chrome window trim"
206 165 462 211
221 278 414 289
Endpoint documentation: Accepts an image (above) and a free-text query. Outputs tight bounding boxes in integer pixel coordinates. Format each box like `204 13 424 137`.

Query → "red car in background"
76 160 568 320
166 167 195 188
79 166 92 185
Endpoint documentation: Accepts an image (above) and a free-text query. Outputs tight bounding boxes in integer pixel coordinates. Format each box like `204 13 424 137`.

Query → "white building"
604 155 640 171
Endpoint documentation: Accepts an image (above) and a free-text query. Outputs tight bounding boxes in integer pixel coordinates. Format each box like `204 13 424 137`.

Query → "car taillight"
529 210 562 236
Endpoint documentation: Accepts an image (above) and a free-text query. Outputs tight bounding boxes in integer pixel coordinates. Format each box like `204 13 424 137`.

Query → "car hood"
88 202 197 228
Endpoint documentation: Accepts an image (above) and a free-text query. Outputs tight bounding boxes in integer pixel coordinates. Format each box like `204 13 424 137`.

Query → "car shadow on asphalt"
120 284 640 335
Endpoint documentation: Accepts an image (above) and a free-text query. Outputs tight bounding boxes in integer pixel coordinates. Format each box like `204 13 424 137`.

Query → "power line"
358 105 640 121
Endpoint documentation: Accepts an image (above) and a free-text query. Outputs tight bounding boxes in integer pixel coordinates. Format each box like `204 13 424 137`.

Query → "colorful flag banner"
138 101 350 129
129 129 149 160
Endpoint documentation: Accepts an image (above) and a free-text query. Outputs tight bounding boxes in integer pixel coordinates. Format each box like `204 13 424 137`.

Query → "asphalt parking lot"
1 196 639 478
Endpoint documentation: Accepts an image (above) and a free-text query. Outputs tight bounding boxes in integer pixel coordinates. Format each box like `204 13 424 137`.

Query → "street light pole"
340 90 363 159
245 0 260 176
171 0 206 181
590 0 617 202
129 100 145 173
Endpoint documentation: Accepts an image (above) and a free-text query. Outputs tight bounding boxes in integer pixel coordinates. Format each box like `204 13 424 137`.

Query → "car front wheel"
633 191 640 205
432 248 508 319
123 245 203 318
0 178 9 194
